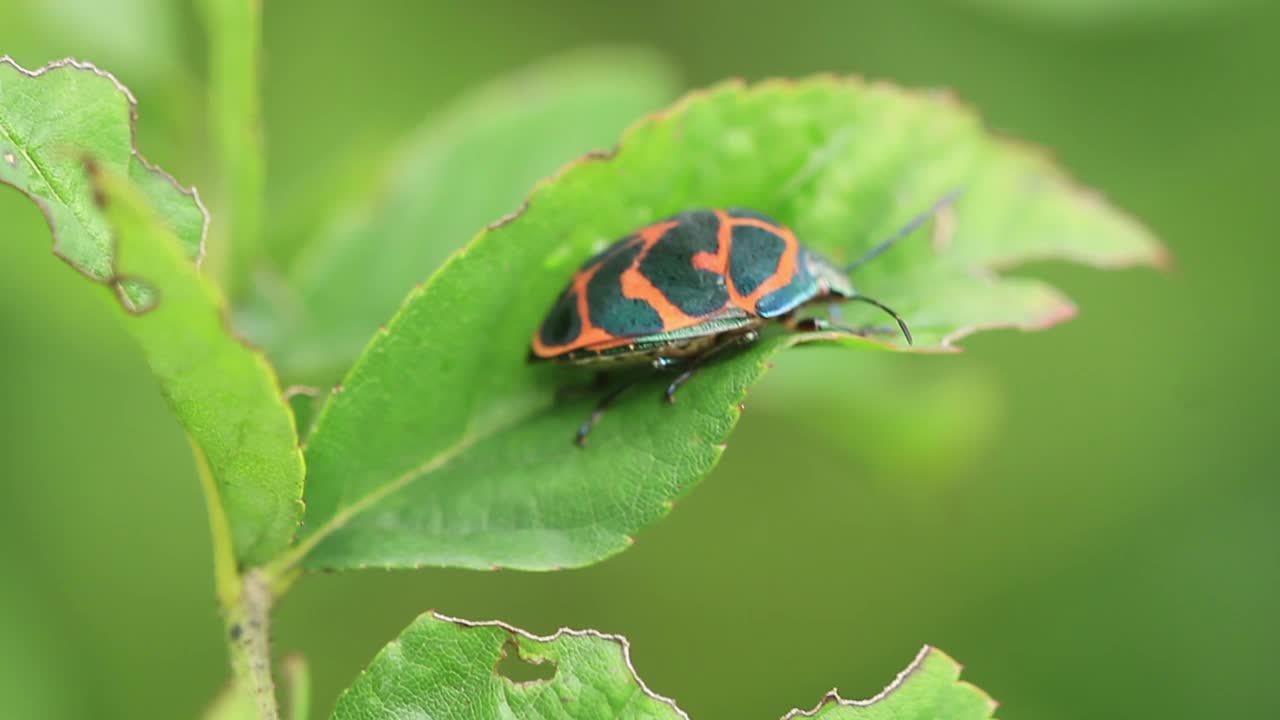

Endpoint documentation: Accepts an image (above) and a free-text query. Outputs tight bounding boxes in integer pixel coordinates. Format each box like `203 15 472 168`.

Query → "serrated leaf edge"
0 55 210 280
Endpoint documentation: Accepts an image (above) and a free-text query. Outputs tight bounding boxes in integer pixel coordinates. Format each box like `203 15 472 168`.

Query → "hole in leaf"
114 277 158 313
495 639 556 684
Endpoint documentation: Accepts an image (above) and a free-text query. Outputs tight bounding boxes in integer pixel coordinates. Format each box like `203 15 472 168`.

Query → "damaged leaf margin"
780 646 997 719
3 55 303 566
0 55 208 307
335 610 998 719
81 159 304 566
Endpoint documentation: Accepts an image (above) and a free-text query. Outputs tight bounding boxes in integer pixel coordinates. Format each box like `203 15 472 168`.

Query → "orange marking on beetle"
724 216 800 310
619 220 706 330
691 252 720 272
530 211 804 359
529 243 628 358
714 210 755 309
690 209 734 275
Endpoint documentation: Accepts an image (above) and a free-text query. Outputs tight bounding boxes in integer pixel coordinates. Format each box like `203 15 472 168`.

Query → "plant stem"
194 441 281 720
226 570 279 720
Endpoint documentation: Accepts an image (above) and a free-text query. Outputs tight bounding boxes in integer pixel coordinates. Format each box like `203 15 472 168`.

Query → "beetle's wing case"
531 210 745 360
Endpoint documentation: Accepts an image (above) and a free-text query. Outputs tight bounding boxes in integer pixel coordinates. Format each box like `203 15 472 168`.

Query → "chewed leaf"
333 612 685 719
84 164 304 566
333 611 995 720
782 648 996 719
238 48 677 383
293 77 1165 572
3 57 302 566
0 57 205 301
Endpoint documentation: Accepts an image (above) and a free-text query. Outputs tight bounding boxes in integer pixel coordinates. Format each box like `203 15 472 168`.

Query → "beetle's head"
806 247 913 345
805 249 856 299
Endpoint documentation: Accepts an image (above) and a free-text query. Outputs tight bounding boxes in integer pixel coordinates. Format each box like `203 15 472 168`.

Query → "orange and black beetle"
531 194 958 445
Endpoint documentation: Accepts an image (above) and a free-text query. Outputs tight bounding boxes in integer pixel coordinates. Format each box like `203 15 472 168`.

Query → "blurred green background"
1 1 1275 718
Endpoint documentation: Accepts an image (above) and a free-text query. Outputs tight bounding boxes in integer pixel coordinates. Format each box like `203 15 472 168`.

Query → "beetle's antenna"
849 295 913 345
846 188 964 273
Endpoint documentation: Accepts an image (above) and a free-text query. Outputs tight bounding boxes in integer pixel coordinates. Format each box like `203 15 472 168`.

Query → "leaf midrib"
0 108 105 271
285 397 554 567
285 332 850 568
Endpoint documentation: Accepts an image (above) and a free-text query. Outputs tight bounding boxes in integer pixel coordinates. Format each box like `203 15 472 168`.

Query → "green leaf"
86 162 303 566
332 611 996 720
784 650 996 719
292 77 1166 572
0 55 303 566
238 49 677 383
0 57 205 296
197 0 265 296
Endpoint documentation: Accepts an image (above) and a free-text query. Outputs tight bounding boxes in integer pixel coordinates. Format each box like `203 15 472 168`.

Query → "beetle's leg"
575 374 647 447
664 330 760 405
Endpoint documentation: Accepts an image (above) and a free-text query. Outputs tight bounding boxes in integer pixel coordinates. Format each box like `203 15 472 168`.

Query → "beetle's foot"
663 383 681 405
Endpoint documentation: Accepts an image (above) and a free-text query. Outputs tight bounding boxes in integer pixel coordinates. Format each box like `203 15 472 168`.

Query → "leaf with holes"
290 77 1165 572
1 57 303 566
0 57 205 305
238 48 678 383
332 611 996 720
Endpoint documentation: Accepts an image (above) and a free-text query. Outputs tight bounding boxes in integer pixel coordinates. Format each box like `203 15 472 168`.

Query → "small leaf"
237 48 677 383
84 162 303 566
295 77 1165 572
1 57 304 566
0 57 205 298
332 611 995 720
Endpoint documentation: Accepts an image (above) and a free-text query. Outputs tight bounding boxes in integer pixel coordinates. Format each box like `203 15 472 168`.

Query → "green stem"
226 571 279 720
194 442 281 720
199 0 266 297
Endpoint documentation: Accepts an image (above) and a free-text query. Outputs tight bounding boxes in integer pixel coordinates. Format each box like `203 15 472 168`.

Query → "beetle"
530 192 959 445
